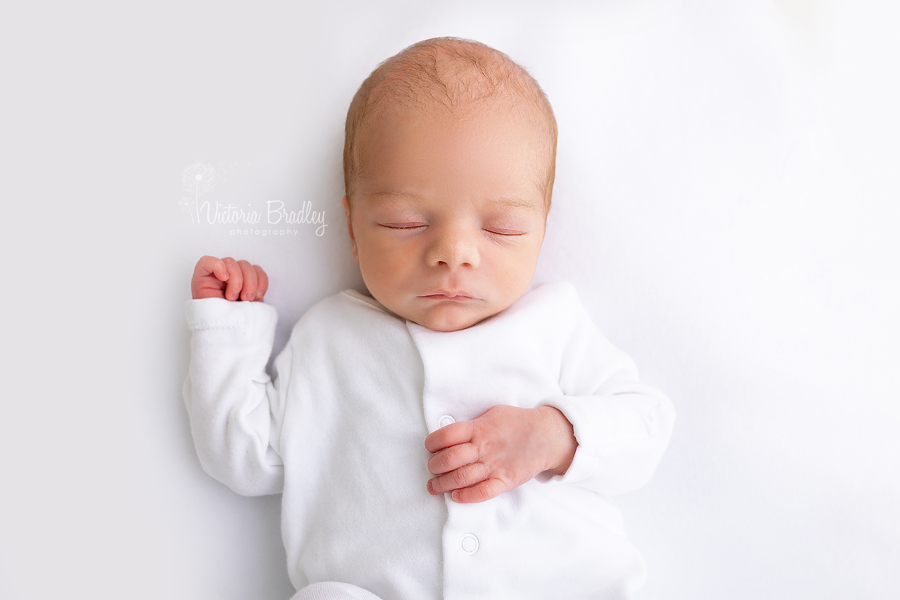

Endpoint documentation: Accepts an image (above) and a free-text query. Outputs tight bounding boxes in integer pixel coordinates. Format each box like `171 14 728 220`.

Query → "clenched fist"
190 255 269 302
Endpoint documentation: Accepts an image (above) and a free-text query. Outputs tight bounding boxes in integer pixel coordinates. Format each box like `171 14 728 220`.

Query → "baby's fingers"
253 265 269 301
191 255 230 299
222 257 243 301
450 478 506 504
427 462 489 496
427 442 479 476
237 260 258 301
424 420 474 454
193 255 229 282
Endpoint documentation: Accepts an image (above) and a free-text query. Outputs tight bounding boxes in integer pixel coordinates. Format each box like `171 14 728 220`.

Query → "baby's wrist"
537 406 577 476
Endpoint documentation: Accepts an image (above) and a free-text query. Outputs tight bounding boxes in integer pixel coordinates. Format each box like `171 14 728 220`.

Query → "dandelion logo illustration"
180 160 220 223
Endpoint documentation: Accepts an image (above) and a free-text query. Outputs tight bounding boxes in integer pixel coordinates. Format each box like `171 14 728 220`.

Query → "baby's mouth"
421 290 476 301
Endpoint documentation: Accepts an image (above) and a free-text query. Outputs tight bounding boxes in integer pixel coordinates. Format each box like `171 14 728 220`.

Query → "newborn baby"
183 36 675 600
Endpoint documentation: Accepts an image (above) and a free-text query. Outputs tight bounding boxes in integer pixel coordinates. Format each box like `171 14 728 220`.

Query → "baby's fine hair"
342 36 558 212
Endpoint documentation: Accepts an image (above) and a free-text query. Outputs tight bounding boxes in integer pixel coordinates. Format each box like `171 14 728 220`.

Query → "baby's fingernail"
427 480 434 494
451 491 460 502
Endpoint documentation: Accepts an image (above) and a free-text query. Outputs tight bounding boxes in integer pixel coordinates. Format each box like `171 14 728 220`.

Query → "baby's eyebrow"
484 197 543 214
366 191 425 207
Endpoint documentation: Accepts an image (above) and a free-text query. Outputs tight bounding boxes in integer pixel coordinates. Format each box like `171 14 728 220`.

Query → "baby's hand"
190 255 269 301
424 405 577 503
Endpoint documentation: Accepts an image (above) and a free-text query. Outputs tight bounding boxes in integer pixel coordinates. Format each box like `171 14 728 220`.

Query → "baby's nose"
425 228 480 269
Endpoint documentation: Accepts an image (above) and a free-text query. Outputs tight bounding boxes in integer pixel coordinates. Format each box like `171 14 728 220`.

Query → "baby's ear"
341 196 359 265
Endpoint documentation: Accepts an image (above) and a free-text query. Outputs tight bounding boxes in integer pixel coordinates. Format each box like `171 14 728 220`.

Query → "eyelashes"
380 224 426 230
485 229 526 237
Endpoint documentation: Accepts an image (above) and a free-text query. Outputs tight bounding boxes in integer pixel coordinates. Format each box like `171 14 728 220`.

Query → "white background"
1 0 898 598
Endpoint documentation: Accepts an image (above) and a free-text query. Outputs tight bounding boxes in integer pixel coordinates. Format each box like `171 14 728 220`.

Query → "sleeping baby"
183 36 675 600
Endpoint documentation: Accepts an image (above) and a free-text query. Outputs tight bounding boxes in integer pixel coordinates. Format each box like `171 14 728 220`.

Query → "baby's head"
341 37 557 332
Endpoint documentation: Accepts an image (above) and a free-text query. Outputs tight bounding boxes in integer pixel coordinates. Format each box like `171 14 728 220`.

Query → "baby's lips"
420 289 478 301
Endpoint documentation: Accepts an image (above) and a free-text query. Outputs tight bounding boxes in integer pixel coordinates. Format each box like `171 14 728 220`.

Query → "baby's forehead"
354 98 551 213
372 192 548 222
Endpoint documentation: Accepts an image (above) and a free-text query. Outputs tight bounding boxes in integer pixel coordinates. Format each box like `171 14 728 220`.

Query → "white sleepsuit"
182 281 676 600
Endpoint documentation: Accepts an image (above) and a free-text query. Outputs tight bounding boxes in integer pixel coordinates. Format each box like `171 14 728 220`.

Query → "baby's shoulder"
509 281 586 321
526 280 580 305
481 281 594 348
287 288 400 340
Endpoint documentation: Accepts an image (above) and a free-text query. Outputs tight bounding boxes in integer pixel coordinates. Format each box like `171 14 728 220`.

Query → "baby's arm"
425 285 675 503
182 255 287 496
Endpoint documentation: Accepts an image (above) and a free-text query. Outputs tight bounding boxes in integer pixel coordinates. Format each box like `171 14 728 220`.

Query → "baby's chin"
408 303 499 332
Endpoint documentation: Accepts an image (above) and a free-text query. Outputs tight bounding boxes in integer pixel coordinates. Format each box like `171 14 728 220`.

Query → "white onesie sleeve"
182 297 288 496
538 285 676 496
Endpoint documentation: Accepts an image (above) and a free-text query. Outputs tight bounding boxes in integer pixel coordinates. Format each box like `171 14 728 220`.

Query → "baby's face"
342 105 548 332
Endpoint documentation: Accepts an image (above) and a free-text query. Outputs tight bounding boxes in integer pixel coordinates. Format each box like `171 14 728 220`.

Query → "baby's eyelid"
485 228 526 236
379 222 427 229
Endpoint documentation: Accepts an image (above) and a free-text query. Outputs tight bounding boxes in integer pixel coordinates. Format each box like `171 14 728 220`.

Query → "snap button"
439 415 456 428
461 533 479 555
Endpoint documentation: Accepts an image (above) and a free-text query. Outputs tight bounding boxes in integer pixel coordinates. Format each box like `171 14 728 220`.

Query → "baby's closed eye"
483 217 530 237
379 222 427 229
484 227 526 236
